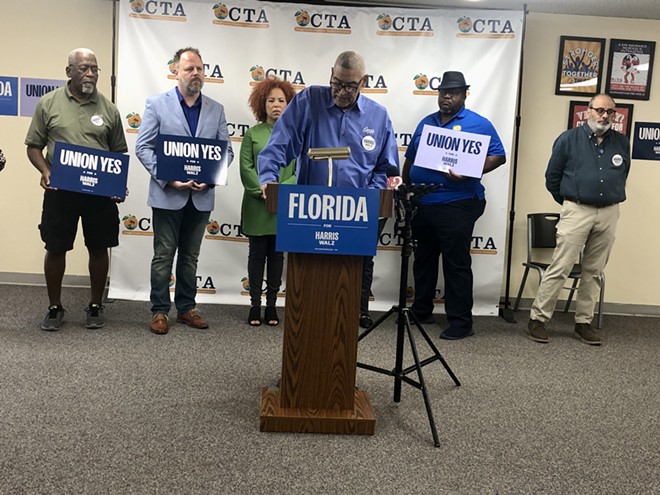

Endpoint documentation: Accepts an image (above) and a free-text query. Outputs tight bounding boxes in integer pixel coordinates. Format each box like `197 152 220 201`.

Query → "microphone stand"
357 184 460 447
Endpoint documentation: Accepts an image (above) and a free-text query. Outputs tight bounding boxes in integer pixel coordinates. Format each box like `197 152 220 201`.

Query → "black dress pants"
410 198 485 331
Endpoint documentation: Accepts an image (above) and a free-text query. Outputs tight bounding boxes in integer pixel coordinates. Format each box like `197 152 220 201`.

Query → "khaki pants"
530 201 619 324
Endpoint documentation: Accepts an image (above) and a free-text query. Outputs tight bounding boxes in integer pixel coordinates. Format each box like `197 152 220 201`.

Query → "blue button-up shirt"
175 86 202 137
258 86 399 189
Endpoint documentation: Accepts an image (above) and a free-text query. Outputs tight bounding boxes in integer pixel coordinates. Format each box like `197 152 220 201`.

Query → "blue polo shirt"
258 85 399 189
405 107 505 204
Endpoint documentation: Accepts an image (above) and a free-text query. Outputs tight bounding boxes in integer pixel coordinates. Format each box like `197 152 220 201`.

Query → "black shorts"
39 189 119 254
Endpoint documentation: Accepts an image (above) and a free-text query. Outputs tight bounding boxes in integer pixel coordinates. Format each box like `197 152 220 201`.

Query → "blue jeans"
150 198 210 314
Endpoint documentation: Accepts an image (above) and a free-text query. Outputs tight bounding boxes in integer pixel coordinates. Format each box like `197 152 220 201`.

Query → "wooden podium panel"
259 184 390 436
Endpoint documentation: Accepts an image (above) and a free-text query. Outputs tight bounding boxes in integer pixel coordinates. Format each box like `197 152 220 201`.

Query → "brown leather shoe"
176 308 209 329
150 313 169 334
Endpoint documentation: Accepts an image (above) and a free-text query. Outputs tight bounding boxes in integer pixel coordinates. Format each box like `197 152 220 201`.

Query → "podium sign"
276 184 380 256
50 142 129 199
156 134 229 185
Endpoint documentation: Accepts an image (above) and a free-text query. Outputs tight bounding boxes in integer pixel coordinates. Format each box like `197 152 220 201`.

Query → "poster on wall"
605 39 655 100
555 36 605 96
567 100 634 138
632 122 660 160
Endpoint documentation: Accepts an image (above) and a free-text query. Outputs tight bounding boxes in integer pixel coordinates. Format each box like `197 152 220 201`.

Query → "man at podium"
257 51 399 325
257 50 399 190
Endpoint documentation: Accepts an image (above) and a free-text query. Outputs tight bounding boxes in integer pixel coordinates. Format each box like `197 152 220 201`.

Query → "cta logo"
395 132 412 152
128 0 187 22
166 59 224 84
376 13 433 37
248 65 306 89
125 112 141 134
455 16 515 38
361 74 388 95
471 235 497 255
211 3 269 29
227 122 250 142
169 273 217 294
204 219 247 241
121 214 153 236
293 9 351 35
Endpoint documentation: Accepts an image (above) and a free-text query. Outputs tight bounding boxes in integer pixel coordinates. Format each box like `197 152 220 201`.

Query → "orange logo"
122 214 138 230
213 3 228 19
125 112 141 134
207 220 220 235
250 65 265 82
295 10 310 26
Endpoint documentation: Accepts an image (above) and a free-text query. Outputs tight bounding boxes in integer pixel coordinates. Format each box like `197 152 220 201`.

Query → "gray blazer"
135 87 234 211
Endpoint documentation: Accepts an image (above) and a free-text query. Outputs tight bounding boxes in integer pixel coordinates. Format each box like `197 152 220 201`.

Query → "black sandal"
265 306 279 326
248 306 261 326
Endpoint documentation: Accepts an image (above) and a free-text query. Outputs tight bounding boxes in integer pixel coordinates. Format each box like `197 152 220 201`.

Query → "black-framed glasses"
589 106 615 117
329 79 361 94
69 64 101 75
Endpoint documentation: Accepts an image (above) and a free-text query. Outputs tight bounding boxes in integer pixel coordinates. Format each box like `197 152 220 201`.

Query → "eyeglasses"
589 107 616 117
329 79 361 94
69 64 101 75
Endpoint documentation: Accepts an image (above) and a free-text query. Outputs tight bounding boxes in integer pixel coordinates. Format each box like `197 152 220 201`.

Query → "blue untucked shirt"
175 86 202 137
405 107 505 204
258 86 399 189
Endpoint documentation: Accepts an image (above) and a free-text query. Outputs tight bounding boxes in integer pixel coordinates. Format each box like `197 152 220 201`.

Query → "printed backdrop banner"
110 0 523 315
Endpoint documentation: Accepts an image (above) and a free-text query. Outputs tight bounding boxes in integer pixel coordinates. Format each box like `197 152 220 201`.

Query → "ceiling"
325 0 660 21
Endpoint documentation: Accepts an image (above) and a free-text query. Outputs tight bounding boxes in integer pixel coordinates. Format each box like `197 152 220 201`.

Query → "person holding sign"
136 47 234 335
257 51 399 327
240 77 296 327
527 94 630 345
402 71 506 340
25 48 128 332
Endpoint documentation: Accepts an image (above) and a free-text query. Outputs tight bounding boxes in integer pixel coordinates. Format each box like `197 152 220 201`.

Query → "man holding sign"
25 48 128 332
136 47 233 335
402 71 506 340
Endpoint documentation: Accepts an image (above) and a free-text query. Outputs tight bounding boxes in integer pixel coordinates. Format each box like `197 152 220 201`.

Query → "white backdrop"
109 0 523 315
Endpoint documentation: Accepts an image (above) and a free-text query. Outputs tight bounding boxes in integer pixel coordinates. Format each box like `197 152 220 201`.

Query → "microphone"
386 165 403 190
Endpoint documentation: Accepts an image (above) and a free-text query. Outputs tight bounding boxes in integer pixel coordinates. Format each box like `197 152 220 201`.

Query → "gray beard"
588 119 611 136
81 83 95 94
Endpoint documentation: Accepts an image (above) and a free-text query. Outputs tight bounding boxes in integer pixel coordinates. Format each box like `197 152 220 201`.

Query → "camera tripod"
357 184 461 448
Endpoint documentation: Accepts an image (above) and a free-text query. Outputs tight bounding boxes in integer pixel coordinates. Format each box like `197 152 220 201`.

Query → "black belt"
564 197 617 208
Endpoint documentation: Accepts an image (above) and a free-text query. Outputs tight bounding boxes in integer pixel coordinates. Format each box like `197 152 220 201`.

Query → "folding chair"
513 213 605 328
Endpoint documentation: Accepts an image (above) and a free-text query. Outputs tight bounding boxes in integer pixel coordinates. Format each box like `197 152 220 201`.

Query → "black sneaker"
41 305 65 331
85 304 106 329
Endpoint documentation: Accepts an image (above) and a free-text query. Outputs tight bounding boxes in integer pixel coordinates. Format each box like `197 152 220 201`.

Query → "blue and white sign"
414 124 491 178
156 134 229 185
276 185 380 256
632 122 660 160
0 76 18 116
50 142 129 199
20 78 65 117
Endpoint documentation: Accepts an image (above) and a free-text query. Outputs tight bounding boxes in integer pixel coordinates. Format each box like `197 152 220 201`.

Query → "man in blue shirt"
402 71 506 340
258 51 398 189
258 51 399 327
136 47 234 335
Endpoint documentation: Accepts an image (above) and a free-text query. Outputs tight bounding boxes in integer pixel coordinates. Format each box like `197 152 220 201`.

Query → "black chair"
513 213 605 329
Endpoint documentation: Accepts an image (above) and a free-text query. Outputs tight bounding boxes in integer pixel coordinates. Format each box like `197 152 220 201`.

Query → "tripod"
357 184 461 447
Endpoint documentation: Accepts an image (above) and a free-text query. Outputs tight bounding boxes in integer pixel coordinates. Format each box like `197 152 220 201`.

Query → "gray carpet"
0 284 658 495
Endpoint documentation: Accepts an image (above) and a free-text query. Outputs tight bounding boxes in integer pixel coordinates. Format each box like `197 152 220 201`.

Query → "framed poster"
605 39 656 100
555 36 606 96
567 100 634 138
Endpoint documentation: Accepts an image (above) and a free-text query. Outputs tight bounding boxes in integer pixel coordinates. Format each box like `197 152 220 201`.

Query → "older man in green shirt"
25 48 128 332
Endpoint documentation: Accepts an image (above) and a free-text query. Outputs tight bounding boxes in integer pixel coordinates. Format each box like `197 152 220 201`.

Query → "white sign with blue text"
50 142 129 199
276 185 380 256
156 134 229 185
414 124 491 178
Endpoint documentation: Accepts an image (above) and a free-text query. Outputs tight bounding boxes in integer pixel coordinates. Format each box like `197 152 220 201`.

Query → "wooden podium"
259 184 392 435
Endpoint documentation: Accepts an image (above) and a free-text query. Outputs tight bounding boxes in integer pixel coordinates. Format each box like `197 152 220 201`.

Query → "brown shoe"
575 323 601 345
527 319 549 343
176 308 209 329
150 313 169 334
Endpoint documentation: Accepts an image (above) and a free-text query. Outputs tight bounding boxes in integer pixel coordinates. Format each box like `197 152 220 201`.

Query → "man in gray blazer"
136 47 234 335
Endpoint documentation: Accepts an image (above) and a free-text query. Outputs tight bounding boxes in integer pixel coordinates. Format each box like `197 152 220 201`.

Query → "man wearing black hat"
402 71 506 340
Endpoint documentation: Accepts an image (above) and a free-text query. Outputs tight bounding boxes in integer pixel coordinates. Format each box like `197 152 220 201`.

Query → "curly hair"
248 76 296 123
